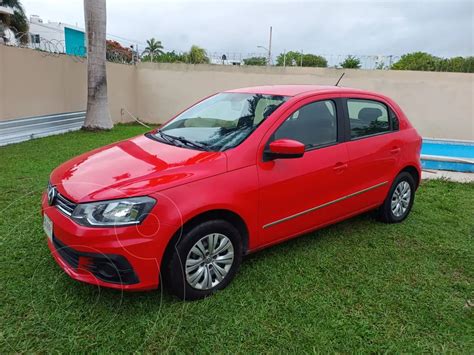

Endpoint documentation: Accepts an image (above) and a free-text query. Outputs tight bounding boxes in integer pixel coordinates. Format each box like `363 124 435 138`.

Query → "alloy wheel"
185 233 234 290
391 181 411 217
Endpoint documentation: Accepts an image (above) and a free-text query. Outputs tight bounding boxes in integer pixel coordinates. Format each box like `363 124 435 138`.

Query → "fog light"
95 261 118 280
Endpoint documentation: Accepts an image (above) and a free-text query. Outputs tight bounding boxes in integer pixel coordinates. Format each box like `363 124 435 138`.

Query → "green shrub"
391 52 440 71
243 56 267 66
185 45 210 64
144 46 210 64
142 50 186 63
276 51 327 67
340 55 361 69
391 52 473 72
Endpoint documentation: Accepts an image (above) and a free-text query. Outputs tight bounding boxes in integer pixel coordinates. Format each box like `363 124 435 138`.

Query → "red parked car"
42 85 422 300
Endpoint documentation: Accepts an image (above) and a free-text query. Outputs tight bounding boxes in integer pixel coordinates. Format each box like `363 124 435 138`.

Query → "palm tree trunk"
83 0 113 130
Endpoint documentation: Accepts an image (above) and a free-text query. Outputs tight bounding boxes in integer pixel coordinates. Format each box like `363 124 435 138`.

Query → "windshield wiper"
171 135 211 151
157 131 210 151
155 130 178 145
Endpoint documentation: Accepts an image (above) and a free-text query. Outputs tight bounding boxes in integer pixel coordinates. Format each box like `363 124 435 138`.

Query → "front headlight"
71 196 156 227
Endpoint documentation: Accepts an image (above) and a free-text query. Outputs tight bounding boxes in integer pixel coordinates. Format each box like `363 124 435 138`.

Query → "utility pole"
257 26 272 66
283 49 286 67
267 26 272 66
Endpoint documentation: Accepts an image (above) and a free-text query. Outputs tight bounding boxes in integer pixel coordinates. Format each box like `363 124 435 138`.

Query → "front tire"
378 172 416 223
164 220 242 301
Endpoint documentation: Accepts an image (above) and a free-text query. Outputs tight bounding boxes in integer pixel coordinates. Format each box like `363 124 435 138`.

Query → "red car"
42 85 422 300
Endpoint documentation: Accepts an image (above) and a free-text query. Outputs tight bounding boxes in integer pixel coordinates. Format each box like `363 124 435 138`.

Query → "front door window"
273 100 337 148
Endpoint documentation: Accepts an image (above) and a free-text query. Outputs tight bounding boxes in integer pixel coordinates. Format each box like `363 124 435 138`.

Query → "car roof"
225 85 376 97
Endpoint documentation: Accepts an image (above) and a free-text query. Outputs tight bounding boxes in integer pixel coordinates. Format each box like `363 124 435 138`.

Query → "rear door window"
347 99 390 139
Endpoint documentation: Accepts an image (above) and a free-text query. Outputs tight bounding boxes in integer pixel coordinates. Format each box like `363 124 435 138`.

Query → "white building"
28 15 86 56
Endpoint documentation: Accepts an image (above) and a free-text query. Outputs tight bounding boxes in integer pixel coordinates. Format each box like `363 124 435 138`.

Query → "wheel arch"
160 209 250 279
398 165 421 189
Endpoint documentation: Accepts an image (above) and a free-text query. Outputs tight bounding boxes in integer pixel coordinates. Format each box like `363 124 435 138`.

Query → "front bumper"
51 236 140 285
42 193 174 291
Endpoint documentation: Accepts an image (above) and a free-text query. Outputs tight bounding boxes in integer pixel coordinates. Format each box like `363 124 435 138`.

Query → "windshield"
154 93 288 151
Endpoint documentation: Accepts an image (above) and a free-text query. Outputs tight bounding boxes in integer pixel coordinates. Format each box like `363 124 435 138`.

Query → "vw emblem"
47 186 57 206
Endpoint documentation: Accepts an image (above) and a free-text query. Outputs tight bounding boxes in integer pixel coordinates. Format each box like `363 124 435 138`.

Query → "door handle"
333 162 348 173
390 147 401 155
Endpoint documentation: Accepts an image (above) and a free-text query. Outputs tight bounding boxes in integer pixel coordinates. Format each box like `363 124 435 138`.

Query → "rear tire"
164 220 242 301
378 172 416 223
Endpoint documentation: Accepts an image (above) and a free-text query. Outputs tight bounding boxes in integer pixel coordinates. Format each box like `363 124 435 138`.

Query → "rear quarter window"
347 99 390 139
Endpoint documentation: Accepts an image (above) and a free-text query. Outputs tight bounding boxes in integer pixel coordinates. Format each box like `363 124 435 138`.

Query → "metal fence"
0 29 87 62
206 51 400 70
0 111 85 146
0 29 135 64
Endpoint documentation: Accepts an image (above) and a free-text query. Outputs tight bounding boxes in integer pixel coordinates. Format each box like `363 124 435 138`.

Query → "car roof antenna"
335 72 345 86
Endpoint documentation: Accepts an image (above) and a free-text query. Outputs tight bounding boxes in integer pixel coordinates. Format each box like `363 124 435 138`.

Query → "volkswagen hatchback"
42 85 422 300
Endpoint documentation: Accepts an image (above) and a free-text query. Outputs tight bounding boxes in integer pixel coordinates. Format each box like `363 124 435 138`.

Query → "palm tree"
143 38 164 61
83 0 113 130
0 0 29 44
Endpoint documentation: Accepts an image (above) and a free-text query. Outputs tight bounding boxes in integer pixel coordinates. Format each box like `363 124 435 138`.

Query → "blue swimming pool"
421 139 474 173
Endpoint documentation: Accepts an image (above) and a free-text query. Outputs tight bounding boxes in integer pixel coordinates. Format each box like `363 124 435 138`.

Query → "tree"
186 45 210 64
83 0 113 130
302 53 327 67
392 52 474 73
391 52 440 71
141 50 186 63
143 38 164 61
460 57 474 73
243 56 267 66
0 0 29 44
441 56 474 73
276 51 327 67
340 55 361 69
158 51 186 63
142 44 209 64
106 40 132 63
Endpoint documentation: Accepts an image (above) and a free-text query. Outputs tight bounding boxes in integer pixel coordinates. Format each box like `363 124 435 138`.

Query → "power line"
105 33 146 46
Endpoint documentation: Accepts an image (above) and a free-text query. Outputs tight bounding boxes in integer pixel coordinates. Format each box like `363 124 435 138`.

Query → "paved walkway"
422 169 474 183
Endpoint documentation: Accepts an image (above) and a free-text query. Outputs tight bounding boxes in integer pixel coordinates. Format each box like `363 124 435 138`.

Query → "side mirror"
264 139 305 161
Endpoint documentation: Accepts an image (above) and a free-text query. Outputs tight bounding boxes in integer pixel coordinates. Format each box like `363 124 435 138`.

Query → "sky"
20 0 474 59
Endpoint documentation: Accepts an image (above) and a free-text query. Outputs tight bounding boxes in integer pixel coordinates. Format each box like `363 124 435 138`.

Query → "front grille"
55 193 77 215
47 182 77 216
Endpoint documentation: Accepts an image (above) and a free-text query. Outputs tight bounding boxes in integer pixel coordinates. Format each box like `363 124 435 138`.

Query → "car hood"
50 134 227 202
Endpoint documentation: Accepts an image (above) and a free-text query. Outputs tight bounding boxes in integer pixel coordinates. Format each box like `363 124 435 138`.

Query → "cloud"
21 0 473 57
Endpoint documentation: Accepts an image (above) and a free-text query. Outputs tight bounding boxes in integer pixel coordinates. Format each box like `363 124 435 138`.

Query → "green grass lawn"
0 125 473 353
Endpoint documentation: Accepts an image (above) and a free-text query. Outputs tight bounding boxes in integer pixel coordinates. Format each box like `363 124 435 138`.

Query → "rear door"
341 97 402 210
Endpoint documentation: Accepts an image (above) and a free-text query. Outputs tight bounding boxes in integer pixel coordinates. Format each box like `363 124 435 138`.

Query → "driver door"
257 97 350 243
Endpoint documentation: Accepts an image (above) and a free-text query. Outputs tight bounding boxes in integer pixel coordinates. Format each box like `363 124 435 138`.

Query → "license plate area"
43 214 53 242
